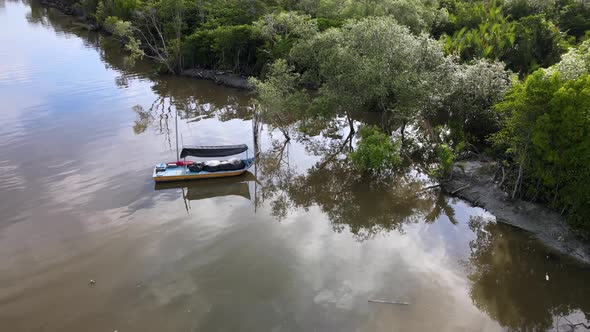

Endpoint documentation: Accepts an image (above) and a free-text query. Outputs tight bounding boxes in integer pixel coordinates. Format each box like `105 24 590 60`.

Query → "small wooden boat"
153 144 255 182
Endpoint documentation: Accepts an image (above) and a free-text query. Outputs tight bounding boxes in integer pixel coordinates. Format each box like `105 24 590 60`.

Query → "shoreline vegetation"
42 0 255 88
39 0 590 263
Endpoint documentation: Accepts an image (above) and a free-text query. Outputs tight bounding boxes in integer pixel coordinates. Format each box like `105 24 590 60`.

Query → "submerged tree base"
442 159 590 265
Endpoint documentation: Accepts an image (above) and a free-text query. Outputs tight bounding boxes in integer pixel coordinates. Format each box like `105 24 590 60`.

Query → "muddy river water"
0 1 589 331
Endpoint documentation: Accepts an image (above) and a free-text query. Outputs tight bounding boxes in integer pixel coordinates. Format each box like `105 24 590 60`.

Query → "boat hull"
153 169 248 182
152 158 255 182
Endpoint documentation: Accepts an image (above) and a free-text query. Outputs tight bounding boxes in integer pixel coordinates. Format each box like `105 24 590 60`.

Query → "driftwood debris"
418 184 441 194
451 184 470 195
368 299 409 305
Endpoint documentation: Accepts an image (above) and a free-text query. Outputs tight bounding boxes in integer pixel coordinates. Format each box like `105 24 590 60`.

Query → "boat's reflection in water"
154 172 259 211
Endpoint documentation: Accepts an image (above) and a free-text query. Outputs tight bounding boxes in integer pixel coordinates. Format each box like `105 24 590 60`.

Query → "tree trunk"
512 142 529 199
346 112 355 135
512 162 523 199
280 128 291 142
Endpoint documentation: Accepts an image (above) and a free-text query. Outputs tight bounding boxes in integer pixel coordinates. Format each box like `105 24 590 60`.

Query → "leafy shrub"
434 144 455 179
74 0 99 17
544 39 590 80
95 0 140 22
441 0 498 33
440 59 513 146
316 17 344 31
183 25 263 74
492 70 590 235
503 0 558 20
350 126 402 172
103 15 131 36
442 3 516 62
249 59 307 140
253 12 318 61
503 15 566 75
558 1 590 39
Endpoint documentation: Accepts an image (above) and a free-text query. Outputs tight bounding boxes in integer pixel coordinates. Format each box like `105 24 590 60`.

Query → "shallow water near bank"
0 1 589 331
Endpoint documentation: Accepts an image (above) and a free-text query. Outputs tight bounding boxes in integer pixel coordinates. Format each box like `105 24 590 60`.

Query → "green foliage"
503 0 558 20
503 14 566 75
439 59 513 145
254 12 318 61
80 0 584 79
443 3 516 61
442 1 570 75
246 15 513 155
199 0 269 27
350 126 402 172
211 25 260 71
103 15 131 36
558 0 590 39
283 16 511 149
316 17 344 31
183 24 263 74
249 59 300 109
113 0 140 20
254 12 318 41
130 0 188 73
434 143 455 178
182 8 319 75
74 0 99 17
94 0 140 22
102 16 145 66
290 16 451 122
502 0 590 39
325 0 449 34
441 0 501 33
249 59 308 139
95 0 107 22
492 70 590 235
545 39 590 80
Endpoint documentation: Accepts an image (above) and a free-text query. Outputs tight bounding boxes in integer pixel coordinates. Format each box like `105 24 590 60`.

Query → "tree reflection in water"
287 160 435 239
131 79 250 141
255 126 459 240
25 0 68 30
466 216 590 331
255 139 296 220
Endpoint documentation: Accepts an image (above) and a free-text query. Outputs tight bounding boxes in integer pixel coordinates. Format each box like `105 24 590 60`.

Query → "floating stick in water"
368 299 409 305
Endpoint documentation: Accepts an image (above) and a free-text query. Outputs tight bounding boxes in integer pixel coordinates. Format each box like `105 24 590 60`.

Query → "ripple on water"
0 64 34 85
0 160 26 192
0 160 30 229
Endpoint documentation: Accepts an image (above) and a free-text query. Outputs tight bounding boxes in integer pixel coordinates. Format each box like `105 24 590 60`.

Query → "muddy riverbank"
443 159 590 265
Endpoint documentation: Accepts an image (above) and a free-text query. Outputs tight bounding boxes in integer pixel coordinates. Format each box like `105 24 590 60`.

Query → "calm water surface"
0 1 589 331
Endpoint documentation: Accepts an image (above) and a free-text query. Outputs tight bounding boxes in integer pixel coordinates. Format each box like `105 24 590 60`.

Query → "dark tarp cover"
180 144 248 158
